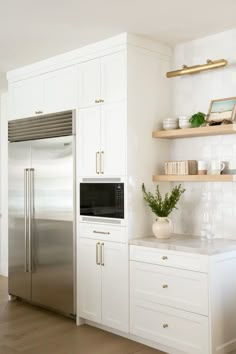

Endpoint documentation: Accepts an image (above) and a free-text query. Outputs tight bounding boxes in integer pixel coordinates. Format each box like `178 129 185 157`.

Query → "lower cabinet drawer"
130 245 208 273
79 222 126 242
130 261 208 315
130 299 209 354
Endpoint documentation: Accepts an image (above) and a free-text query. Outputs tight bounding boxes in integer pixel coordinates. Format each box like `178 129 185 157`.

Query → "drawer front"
79 222 127 243
130 245 208 273
130 261 208 315
130 299 209 354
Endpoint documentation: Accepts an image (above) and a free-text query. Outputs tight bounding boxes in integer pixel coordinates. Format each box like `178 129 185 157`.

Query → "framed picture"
207 97 236 123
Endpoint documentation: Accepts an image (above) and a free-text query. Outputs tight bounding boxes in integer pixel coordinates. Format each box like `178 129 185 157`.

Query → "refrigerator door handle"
28 168 34 273
24 169 29 273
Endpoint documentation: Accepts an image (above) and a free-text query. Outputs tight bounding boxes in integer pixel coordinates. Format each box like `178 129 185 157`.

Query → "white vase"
152 217 172 239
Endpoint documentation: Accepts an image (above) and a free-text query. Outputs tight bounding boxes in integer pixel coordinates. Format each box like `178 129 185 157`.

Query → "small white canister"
198 160 208 175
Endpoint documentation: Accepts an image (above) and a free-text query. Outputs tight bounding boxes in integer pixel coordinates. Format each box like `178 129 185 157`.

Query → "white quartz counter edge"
129 234 236 255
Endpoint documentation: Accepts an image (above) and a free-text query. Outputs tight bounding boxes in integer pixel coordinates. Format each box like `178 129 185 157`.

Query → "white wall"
0 93 8 276
169 29 236 238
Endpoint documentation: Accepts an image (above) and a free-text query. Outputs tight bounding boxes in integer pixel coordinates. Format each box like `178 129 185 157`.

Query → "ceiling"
1 0 236 92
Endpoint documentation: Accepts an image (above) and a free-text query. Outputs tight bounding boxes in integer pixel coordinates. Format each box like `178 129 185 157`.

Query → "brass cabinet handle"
162 256 168 260
101 243 104 266
96 152 100 174
35 110 43 114
95 99 100 103
93 230 110 235
163 324 168 328
96 242 101 265
100 151 104 174
162 284 168 288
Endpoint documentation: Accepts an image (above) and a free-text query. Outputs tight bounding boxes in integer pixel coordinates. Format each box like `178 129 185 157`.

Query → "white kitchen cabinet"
9 76 44 120
78 107 101 176
101 102 126 176
78 238 101 323
78 101 126 177
78 237 128 332
101 241 128 331
77 59 101 108
77 51 126 108
130 244 236 354
100 52 126 104
44 66 76 114
8 65 76 120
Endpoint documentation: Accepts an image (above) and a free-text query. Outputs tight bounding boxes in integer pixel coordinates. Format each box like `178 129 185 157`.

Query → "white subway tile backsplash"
170 30 236 239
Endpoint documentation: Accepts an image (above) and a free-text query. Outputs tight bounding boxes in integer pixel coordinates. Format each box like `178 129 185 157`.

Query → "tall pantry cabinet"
77 37 171 334
6 34 171 334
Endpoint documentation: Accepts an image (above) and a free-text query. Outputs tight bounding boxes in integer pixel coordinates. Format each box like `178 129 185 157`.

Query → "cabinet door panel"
44 66 76 113
78 107 101 177
101 102 126 176
78 238 101 323
101 52 126 104
77 59 100 108
101 242 128 332
9 76 44 120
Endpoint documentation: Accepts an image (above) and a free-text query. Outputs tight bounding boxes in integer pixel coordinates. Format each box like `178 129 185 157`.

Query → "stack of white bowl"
178 115 192 129
163 118 178 130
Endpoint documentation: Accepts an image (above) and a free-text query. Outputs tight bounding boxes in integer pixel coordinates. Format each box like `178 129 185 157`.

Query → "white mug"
208 160 225 175
198 160 208 175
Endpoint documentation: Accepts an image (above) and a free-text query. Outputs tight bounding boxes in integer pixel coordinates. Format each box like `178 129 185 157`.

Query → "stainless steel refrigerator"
8 111 76 317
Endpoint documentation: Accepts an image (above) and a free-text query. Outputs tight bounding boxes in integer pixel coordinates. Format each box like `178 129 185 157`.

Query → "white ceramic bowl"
179 120 192 129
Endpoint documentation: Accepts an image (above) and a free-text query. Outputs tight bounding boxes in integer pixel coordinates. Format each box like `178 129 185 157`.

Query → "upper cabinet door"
9 76 44 120
101 51 126 104
100 102 127 176
77 59 101 109
78 106 101 177
44 66 76 114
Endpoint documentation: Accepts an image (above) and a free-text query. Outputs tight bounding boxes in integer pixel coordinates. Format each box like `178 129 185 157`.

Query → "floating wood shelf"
152 125 236 139
152 175 236 182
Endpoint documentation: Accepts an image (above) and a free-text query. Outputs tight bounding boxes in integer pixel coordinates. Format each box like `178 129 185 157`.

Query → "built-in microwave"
80 179 125 223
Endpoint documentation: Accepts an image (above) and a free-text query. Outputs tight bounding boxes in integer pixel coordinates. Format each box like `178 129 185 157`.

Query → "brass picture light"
166 59 228 78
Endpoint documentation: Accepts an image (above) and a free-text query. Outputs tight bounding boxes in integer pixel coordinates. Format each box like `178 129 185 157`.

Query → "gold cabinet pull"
163 324 168 328
96 151 100 174
162 284 168 288
162 256 168 260
95 99 100 103
100 151 104 174
101 243 104 266
96 242 101 265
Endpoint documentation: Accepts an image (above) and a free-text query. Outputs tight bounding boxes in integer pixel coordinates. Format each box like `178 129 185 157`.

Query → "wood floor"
0 276 164 354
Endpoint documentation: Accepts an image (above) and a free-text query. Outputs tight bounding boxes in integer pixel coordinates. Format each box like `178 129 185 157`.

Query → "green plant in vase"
142 183 185 238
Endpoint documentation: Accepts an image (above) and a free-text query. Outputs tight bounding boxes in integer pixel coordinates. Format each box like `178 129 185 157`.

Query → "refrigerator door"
30 136 75 315
8 141 32 300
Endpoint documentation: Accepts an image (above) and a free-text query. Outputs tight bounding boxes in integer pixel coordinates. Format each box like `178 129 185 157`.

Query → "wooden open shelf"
152 124 236 139
152 174 236 182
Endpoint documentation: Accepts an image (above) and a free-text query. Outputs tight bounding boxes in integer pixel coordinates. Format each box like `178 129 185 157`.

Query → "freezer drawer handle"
93 230 110 235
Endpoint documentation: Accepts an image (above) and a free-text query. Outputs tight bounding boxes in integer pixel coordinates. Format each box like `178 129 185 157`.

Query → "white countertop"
129 234 236 255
